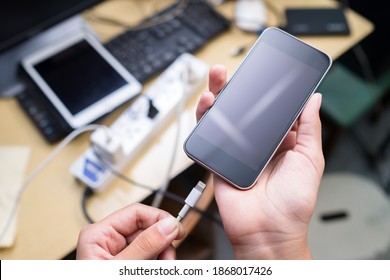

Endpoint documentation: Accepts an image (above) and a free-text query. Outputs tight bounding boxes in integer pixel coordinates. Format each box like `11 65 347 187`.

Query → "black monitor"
0 0 103 97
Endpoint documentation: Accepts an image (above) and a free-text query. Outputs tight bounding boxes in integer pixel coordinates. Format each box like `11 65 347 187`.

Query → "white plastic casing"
235 0 267 32
70 53 208 191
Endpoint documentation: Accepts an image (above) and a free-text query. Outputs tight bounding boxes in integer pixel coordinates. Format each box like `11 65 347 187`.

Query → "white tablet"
20 31 142 129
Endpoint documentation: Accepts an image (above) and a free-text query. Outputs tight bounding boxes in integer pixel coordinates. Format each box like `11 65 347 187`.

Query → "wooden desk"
0 0 373 259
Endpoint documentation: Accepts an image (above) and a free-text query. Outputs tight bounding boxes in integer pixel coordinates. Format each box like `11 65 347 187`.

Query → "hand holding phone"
184 27 331 189
195 64 325 260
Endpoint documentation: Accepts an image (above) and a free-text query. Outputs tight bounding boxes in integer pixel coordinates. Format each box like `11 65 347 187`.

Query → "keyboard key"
105 0 230 83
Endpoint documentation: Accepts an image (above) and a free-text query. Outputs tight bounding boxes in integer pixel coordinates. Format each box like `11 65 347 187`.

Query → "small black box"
284 7 350 36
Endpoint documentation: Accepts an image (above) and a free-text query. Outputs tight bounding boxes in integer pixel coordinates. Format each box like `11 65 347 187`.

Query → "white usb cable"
176 181 206 222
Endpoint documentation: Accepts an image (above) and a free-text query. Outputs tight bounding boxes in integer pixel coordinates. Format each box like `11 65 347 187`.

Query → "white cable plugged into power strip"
70 53 209 192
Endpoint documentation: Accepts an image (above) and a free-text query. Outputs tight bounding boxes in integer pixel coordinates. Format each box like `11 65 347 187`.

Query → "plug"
90 127 125 164
177 181 206 221
147 98 159 119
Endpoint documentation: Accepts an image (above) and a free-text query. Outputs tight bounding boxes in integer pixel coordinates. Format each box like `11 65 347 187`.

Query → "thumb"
114 216 184 260
295 93 325 176
296 93 323 153
196 90 215 122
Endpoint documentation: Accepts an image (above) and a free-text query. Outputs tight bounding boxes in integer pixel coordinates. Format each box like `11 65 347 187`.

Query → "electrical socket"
70 53 209 191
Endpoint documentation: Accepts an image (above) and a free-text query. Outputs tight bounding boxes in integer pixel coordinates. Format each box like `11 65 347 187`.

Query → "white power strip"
70 53 208 191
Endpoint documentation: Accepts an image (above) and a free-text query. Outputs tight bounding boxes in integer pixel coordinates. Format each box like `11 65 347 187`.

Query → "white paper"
0 146 30 248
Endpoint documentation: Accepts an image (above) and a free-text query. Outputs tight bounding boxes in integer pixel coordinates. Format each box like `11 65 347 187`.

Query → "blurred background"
1 0 390 260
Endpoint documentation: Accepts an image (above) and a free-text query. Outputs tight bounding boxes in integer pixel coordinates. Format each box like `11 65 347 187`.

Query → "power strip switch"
70 53 209 191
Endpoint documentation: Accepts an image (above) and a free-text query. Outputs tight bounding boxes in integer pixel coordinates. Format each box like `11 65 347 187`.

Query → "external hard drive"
284 8 350 36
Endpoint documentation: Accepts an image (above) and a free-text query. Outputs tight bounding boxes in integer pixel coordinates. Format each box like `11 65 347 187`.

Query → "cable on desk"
84 67 224 226
263 0 286 28
149 59 189 209
223 0 284 28
228 0 285 57
82 187 95 224
88 144 223 227
0 124 106 244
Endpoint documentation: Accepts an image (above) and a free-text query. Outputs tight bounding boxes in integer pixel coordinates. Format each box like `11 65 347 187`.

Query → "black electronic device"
0 0 104 97
184 27 332 189
284 7 350 36
16 83 71 143
105 0 231 83
3 0 229 143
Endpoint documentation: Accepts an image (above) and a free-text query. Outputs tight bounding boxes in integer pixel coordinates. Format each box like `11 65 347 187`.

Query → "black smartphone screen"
184 28 331 189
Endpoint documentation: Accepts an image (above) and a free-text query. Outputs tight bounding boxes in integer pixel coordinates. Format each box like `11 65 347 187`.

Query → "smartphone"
184 27 332 189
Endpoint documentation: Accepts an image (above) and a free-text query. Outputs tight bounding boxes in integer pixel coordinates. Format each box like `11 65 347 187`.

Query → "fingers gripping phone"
184 27 332 189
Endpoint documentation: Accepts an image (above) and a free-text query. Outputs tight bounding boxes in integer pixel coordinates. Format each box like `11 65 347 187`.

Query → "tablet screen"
34 39 128 115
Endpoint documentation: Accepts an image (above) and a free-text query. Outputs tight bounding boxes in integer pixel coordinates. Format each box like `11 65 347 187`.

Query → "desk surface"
0 0 373 259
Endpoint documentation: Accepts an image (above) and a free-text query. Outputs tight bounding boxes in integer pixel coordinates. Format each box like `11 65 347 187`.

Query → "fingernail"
157 216 179 235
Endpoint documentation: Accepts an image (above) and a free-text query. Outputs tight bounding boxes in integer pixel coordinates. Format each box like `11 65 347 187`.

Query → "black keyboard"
105 0 231 83
16 88 71 143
